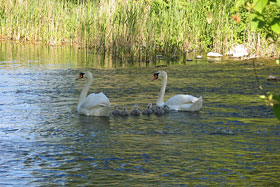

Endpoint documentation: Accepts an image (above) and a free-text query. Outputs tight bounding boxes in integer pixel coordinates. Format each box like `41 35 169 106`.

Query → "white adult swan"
77 71 110 116
152 71 203 111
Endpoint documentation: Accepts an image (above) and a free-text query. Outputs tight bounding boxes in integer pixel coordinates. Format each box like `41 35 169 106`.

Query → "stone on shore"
207 52 223 57
226 44 248 58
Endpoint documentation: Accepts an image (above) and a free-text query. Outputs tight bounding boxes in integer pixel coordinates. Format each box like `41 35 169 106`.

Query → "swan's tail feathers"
191 96 203 111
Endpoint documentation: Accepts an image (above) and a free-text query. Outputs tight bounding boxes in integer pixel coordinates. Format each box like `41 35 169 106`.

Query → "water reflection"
0 42 280 186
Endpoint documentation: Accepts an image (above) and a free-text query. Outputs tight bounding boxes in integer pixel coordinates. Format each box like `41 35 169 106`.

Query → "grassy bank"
0 0 279 61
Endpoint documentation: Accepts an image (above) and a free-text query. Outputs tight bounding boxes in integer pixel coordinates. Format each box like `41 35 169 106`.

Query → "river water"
0 42 280 186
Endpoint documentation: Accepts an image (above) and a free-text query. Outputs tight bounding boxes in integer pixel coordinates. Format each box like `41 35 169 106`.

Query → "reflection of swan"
77 71 110 116
78 115 110 130
152 71 203 112
77 115 111 137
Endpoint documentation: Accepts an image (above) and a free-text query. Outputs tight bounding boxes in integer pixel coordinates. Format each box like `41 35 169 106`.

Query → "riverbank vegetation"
0 0 279 61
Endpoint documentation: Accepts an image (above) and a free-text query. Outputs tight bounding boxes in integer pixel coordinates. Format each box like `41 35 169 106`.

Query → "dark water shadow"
74 115 110 136
77 115 111 130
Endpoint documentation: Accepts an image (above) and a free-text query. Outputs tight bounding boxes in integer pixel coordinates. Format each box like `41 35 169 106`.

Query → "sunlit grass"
0 0 277 61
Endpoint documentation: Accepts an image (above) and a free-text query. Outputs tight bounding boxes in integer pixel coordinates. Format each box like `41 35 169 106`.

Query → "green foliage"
273 104 280 120
273 94 280 120
259 91 280 120
236 0 280 35
253 0 269 13
0 0 278 60
245 1 280 120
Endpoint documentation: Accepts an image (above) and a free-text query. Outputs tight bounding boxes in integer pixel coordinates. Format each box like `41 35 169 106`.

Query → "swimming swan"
77 71 110 116
152 71 202 111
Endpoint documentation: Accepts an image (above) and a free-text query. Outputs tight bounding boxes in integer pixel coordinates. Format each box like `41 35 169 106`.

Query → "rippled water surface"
1 42 280 186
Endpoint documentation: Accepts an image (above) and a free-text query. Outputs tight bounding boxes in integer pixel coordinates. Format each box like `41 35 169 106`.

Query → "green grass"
0 0 278 61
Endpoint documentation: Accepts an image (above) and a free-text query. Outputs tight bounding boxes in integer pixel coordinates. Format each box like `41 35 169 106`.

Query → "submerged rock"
267 75 280 81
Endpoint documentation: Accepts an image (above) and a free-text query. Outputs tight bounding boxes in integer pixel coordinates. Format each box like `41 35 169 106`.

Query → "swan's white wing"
165 94 198 105
78 92 110 116
80 92 110 108
165 95 202 111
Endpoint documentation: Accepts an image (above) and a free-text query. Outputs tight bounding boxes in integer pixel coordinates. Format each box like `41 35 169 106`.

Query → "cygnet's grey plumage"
112 105 120 116
150 104 156 114
154 106 165 116
130 104 141 116
142 103 153 115
120 107 129 116
163 105 169 113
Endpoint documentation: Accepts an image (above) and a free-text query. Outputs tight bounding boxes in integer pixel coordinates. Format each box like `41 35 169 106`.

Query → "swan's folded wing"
165 94 198 106
80 92 110 110
166 95 202 111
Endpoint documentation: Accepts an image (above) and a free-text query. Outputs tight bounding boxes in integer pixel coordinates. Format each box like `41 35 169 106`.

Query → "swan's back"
166 95 202 111
165 94 197 105
78 92 110 116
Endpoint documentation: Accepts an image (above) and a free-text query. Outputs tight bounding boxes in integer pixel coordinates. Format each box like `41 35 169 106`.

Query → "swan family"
76 71 203 117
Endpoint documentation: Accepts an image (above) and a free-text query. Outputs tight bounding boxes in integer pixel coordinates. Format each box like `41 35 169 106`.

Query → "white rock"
207 52 223 57
226 44 248 58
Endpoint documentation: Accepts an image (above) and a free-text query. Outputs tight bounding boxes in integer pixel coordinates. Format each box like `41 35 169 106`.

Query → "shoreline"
1 0 279 60
1 40 279 61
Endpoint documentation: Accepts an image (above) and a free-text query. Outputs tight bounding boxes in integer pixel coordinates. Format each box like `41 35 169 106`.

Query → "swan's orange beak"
77 74 83 79
76 72 85 80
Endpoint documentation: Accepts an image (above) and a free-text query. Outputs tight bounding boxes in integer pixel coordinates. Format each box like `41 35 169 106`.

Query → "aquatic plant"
232 0 280 56
0 0 279 60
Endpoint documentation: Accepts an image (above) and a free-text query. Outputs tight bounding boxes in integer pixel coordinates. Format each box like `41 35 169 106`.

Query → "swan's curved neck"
157 72 167 107
78 74 93 107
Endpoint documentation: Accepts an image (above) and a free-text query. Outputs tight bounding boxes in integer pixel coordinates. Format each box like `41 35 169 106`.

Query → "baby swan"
142 103 153 115
163 105 169 113
112 105 120 116
130 104 141 116
154 106 165 116
120 107 129 116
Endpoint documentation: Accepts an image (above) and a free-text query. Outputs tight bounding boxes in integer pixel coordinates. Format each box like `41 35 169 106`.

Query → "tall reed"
0 0 278 61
